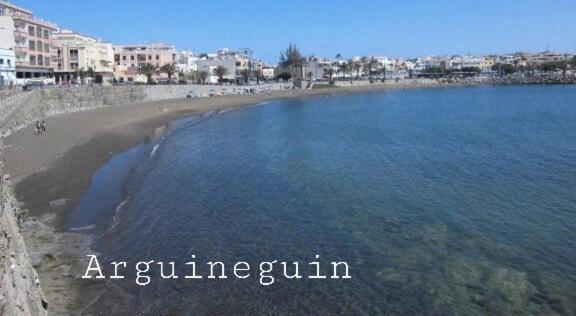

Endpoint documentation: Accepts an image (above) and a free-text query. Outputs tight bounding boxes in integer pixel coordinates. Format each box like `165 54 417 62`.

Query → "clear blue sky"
14 0 576 63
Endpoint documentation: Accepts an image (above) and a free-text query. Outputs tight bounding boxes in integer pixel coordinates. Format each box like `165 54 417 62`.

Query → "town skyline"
1 0 575 87
10 0 576 63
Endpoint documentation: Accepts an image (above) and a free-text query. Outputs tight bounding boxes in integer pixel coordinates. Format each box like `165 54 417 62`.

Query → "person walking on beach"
41 120 47 134
35 120 42 135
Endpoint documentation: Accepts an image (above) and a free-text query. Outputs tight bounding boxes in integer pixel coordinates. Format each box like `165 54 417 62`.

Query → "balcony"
10 11 57 29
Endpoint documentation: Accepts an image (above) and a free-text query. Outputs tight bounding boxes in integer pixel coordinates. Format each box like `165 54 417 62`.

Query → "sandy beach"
4 82 433 314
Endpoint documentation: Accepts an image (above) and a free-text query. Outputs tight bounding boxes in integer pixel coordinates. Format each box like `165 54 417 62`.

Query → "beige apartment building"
113 43 175 83
51 29 114 84
0 0 57 84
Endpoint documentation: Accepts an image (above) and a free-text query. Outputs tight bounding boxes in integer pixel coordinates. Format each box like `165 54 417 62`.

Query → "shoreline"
6 82 435 314
5 81 566 313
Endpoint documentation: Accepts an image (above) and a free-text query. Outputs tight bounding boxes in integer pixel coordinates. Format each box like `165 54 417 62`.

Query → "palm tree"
75 67 86 84
239 68 251 83
198 70 209 84
86 67 95 80
338 62 349 79
254 70 263 84
159 64 177 83
335 53 342 60
381 66 387 82
367 58 379 77
352 61 362 79
213 66 228 83
559 60 568 77
186 71 198 83
325 68 335 80
138 63 158 84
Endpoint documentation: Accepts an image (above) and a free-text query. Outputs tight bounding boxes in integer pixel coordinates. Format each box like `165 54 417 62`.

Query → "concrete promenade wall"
0 140 47 315
0 83 290 134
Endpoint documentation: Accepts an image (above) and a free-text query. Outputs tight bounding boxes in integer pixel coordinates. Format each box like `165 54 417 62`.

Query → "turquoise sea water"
68 86 576 315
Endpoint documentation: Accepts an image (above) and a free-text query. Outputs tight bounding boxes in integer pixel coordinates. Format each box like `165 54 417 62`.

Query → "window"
0 59 4 65
30 55 36 65
148 55 152 60
36 41 43 52
37 54 43 66
29 41 36 51
130 55 134 61
29 26 35 36
45 56 50 66
44 43 50 52
156 55 160 60
36 27 42 37
7 59 11 66
43 30 49 39
122 56 126 61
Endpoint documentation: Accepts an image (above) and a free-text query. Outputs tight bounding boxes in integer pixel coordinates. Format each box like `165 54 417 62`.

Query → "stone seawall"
0 138 48 315
0 83 290 133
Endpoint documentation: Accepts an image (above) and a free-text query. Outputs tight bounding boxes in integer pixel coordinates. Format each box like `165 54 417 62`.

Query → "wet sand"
3 82 447 313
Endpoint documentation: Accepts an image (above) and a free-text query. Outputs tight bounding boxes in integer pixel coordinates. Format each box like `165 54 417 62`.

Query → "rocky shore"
488 76 576 85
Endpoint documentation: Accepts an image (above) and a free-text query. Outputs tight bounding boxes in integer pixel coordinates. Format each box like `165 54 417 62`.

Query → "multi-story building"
196 55 237 83
0 1 57 84
113 43 175 83
175 50 199 74
51 29 114 84
480 56 496 72
528 51 566 65
0 10 15 85
195 48 253 83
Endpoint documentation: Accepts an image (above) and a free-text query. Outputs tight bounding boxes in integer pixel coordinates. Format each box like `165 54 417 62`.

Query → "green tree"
324 67 335 79
352 61 362 79
198 70 209 84
160 64 177 83
239 68 251 83
338 62 349 78
138 63 158 84
213 66 228 82
253 69 263 84
75 67 86 84
86 67 95 80
186 71 198 83
367 58 379 77
279 43 304 79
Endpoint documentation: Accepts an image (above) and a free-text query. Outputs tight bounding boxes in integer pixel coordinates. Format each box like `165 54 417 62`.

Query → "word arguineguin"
82 254 351 286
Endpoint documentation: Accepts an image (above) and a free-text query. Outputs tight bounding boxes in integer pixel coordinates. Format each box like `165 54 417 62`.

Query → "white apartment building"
51 29 114 84
175 50 199 74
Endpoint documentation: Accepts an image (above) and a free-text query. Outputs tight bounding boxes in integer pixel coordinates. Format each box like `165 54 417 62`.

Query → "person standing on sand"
41 120 47 134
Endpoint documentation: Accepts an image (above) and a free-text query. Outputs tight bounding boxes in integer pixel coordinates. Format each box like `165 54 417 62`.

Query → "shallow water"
68 86 576 315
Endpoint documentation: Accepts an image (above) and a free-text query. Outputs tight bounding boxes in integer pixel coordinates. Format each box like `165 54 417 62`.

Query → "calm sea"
67 86 576 315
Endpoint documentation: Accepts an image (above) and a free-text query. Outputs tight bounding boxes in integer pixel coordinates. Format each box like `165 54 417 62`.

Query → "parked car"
23 81 45 91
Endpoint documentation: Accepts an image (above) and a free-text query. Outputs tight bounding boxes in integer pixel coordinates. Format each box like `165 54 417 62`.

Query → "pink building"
0 1 57 84
113 43 175 83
